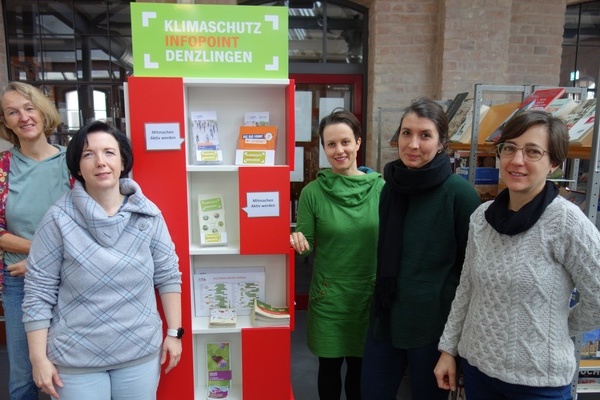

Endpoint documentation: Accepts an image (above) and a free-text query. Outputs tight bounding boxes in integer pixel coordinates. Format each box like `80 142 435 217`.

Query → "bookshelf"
126 76 296 400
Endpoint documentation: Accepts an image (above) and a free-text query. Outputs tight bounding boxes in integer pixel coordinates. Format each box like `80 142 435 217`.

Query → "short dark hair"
399 97 449 149
67 121 134 184
497 110 569 167
318 108 361 147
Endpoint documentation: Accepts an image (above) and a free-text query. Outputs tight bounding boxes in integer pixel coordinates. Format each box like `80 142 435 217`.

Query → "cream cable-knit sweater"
439 195 600 387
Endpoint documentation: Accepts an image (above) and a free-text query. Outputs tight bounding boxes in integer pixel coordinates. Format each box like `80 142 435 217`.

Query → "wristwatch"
167 327 185 339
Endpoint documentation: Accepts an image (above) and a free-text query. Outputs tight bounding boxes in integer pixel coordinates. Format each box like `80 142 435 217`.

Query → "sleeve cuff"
23 319 51 333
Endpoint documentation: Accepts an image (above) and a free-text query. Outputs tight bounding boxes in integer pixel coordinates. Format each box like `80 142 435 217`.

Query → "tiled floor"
291 309 412 400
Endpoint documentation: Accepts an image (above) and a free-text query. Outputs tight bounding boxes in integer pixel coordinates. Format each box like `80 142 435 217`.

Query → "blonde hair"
0 82 61 146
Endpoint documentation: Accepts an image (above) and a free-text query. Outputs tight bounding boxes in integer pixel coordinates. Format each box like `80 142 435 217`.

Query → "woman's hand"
161 336 182 374
7 259 27 277
290 232 310 254
434 351 457 391
31 355 63 399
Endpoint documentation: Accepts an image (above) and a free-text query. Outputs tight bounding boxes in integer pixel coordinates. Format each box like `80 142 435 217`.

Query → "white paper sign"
242 191 280 218
144 122 184 150
295 91 312 142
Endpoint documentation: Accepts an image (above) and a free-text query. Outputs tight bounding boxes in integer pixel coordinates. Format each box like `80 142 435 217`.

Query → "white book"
568 99 597 144
190 111 223 164
243 111 270 126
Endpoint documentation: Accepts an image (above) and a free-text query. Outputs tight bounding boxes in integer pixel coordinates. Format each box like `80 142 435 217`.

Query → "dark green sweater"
373 174 481 348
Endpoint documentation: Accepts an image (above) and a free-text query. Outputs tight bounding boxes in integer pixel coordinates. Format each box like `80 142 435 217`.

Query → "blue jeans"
360 325 448 400
1 274 38 400
461 359 573 400
55 355 161 400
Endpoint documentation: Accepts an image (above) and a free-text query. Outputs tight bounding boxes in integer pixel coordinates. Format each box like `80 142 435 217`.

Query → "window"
2 0 133 132
561 1 600 98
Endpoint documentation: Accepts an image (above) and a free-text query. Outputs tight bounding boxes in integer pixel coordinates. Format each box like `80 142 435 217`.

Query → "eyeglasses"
496 143 549 162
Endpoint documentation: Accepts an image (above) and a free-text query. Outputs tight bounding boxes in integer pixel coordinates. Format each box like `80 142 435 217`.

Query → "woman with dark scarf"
435 110 600 400
360 98 481 399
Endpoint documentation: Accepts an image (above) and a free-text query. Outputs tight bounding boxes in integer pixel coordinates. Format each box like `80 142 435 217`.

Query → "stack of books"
250 299 290 327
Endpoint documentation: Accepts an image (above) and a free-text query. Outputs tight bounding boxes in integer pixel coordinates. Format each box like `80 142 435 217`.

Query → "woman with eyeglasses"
434 110 600 400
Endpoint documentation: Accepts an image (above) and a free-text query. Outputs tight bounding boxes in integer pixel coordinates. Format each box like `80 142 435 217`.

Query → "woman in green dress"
290 109 383 400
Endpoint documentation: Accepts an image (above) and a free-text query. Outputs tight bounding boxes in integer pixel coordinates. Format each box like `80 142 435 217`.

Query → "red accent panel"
241 327 291 399
286 80 295 167
238 166 291 254
127 76 194 399
288 247 296 331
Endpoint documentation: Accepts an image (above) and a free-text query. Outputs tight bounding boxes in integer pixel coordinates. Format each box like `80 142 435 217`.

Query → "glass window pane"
108 2 133 37
3 1 40 35
109 37 134 77
76 36 113 81
287 1 366 63
563 5 579 46
41 36 76 80
7 35 43 81
580 2 600 46
324 3 363 63
560 45 577 87
289 3 323 62
39 1 75 36
71 1 108 36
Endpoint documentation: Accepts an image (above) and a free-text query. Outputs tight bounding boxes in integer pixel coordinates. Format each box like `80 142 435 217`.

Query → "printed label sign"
131 3 288 78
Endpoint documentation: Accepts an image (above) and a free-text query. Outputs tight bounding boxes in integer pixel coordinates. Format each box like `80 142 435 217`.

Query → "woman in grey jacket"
22 121 183 400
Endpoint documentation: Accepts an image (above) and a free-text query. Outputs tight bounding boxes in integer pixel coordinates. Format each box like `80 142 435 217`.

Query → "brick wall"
368 0 568 169
0 1 7 85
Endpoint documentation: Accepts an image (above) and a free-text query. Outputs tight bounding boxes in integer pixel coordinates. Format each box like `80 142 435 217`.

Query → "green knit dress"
296 168 384 358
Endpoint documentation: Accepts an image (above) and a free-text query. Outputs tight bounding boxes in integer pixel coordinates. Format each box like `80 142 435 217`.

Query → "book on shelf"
566 98 597 146
198 194 227 247
209 308 237 327
243 111 270 126
484 89 566 143
190 111 223 164
193 267 266 317
482 102 522 143
448 100 473 142
546 98 579 118
234 125 278 165
449 101 490 144
517 87 566 111
580 328 600 367
250 298 290 327
207 342 232 399
578 377 600 391
445 92 469 122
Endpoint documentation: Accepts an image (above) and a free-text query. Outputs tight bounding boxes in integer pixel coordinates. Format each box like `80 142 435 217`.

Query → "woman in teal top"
290 109 383 400
0 82 72 400
361 98 481 400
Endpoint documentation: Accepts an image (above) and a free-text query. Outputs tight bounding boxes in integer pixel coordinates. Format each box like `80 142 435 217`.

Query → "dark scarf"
485 181 558 235
374 152 452 316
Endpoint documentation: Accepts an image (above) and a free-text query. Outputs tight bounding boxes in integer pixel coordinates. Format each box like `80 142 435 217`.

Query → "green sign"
130 3 288 79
